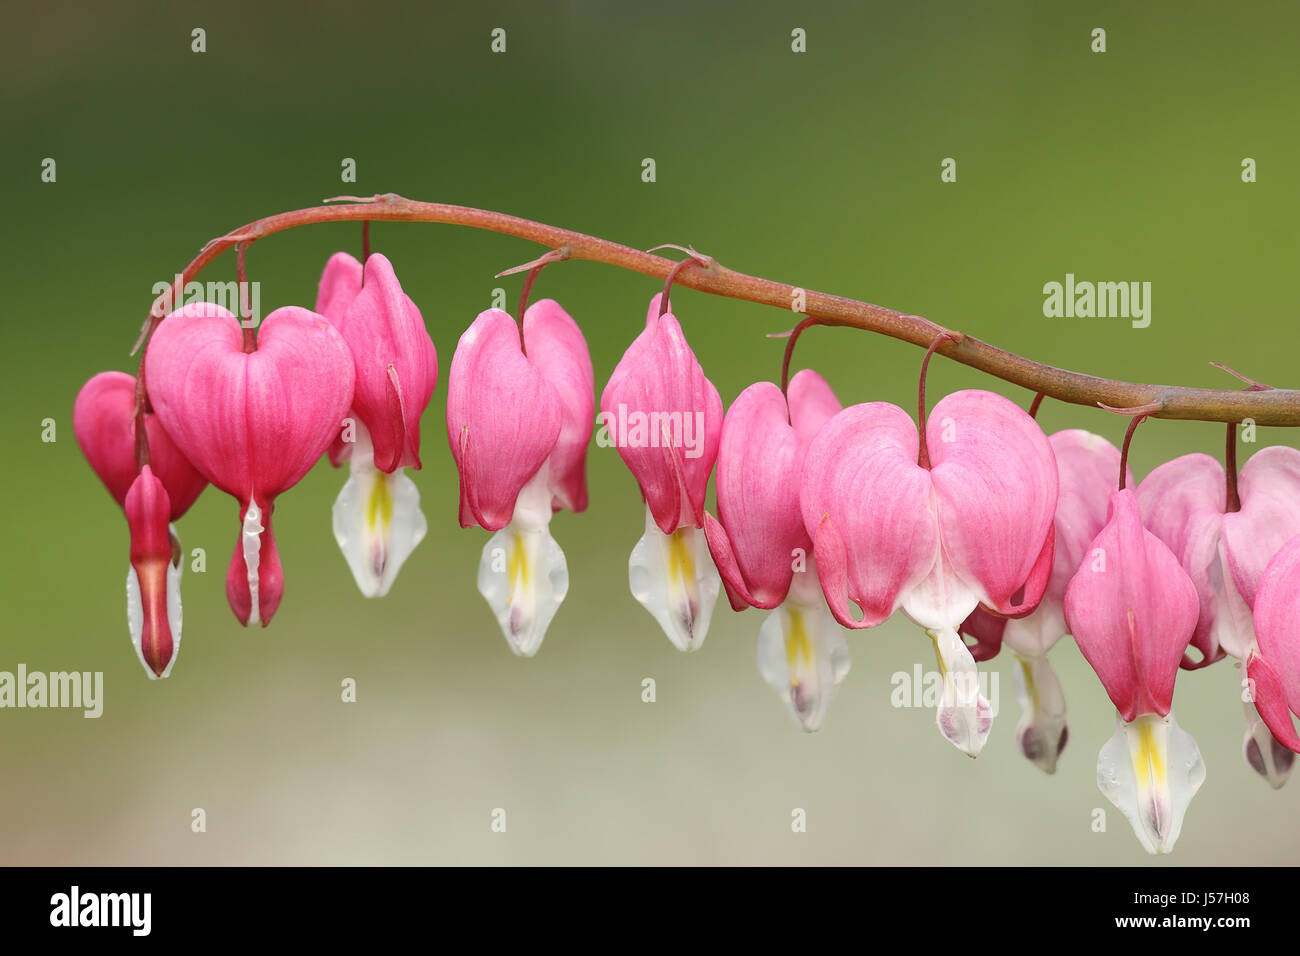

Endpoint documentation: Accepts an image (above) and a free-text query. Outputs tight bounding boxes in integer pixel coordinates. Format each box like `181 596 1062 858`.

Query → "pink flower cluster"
75 257 1300 855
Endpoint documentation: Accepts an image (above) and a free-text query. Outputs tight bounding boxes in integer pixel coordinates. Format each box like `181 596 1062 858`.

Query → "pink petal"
522 299 595 513
1223 445 1300 608
702 512 756 611
73 371 206 520
315 251 364 325
446 309 562 531
145 303 356 503
927 390 1058 616
1247 650 1300 753
708 382 806 610
1063 489 1199 721
959 607 1006 662
1136 453 1229 669
225 500 284 627
787 369 842 445
800 402 937 627
599 293 723 533
1252 533 1300 719
1049 429 1129 603
335 254 438 473
125 466 175 676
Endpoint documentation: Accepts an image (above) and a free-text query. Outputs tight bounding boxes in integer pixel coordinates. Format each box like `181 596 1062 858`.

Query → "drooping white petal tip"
927 626 994 757
1012 651 1069 774
1242 698 1294 790
1097 710 1205 855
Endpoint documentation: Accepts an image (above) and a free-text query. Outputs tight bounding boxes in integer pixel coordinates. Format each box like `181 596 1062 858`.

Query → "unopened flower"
1063 488 1204 855
315 252 438 597
705 370 846 730
601 293 723 652
74 371 206 677
446 300 593 656
801 390 1057 755
145 303 355 626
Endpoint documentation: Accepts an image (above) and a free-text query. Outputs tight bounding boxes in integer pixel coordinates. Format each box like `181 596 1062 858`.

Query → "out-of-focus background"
2 0 1297 865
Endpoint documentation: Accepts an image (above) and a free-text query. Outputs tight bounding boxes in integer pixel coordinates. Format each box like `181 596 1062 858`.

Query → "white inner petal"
756 588 850 732
125 566 145 675
332 432 428 598
242 498 264 627
628 504 720 652
926 625 994 757
1211 539 1255 661
1097 710 1205 855
1241 681 1294 790
1010 649 1068 774
475 466 568 658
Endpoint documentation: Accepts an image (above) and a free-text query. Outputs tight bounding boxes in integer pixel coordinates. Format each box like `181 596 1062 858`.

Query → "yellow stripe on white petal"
1097 710 1205 855
1011 650 1068 774
756 596 849 732
628 504 720 652
332 459 428 598
925 626 994 757
476 468 568 657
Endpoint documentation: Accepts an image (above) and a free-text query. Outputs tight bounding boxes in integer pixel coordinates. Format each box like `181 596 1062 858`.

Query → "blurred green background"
3 0 1298 865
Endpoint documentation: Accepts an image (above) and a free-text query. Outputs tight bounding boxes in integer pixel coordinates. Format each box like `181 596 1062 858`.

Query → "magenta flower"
600 294 723 651
74 371 206 677
145 302 355 626
800 389 1057 755
446 300 593 656
314 252 439 598
704 370 846 730
1138 446 1300 787
1245 534 1300 759
963 429 1131 773
1063 488 1204 854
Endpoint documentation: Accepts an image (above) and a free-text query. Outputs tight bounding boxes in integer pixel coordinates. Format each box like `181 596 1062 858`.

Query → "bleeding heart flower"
446 300 593 656
962 429 1131 773
800 389 1057 755
600 293 723 652
1063 487 1204 855
1139 445 1300 787
145 302 355 627
314 252 438 598
74 371 206 678
704 370 847 730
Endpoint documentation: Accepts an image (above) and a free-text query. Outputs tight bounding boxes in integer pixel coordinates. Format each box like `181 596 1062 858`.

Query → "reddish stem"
917 333 957 469
659 255 707 317
237 242 256 353
1118 415 1148 491
1028 392 1046 419
362 220 371 263
1225 422 1241 512
128 194 1300 427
